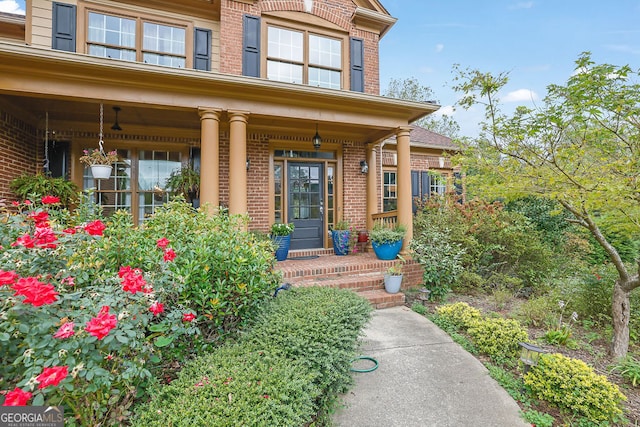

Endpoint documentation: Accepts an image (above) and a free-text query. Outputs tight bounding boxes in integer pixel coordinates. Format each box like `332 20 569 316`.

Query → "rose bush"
0 197 280 425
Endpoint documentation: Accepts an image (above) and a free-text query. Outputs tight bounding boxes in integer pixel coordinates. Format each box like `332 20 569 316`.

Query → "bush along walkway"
132 287 372 426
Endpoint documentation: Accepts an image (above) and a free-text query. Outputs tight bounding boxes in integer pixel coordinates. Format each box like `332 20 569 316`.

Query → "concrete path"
332 306 530 427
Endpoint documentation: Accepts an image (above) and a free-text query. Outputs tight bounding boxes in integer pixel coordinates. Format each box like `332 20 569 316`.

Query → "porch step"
275 251 406 309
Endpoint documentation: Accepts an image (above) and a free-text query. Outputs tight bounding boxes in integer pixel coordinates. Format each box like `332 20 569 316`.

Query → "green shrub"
520 409 555 427
515 295 557 327
467 317 529 361
411 302 427 315
610 356 640 387
133 287 372 426
524 353 626 423
434 302 482 331
10 173 79 209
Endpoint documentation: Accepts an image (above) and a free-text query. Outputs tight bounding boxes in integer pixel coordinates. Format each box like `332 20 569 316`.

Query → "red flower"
182 312 196 322
0 270 18 286
28 210 49 226
2 388 32 406
156 237 170 249
41 195 60 205
34 226 58 249
11 277 59 307
63 227 77 235
85 306 117 340
23 200 31 206
163 248 176 262
84 220 106 236
120 269 147 294
61 276 75 287
12 233 36 248
36 366 68 389
11 201 20 207
149 301 165 316
54 321 75 339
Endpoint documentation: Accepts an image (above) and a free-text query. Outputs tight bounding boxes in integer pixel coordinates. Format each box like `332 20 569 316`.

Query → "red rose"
54 322 75 339
28 210 49 225
12 233 36 248
156 237 170 249
149 301 164 316
2 388 32 406
121 269 147 294
36 366 68 389
182 312 196 322
11 277 59 307
0 270 18 286
34 226 58 249
84 220 106 236
85 306 117 340
62 227 77 234
41 195 61 205
163 248 176 262
11 201 20 207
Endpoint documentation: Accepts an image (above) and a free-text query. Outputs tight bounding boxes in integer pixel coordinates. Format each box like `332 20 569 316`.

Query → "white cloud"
0 0 25 14
604 44 640 55
502 89 539 103
435 43 444 53
433 105 455 117
508 2 534 10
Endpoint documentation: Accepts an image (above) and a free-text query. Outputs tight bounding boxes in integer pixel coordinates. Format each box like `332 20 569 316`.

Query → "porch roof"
0 42 438 143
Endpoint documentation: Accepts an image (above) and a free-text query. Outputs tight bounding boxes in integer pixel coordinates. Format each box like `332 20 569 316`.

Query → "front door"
288 162 323 249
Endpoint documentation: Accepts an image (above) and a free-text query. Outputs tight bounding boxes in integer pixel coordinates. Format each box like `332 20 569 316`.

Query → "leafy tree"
384 77 461 138
452 52 640 359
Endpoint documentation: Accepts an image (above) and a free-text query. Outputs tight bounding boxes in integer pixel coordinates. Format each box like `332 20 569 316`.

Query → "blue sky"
380 1 640 136
2 0 639 137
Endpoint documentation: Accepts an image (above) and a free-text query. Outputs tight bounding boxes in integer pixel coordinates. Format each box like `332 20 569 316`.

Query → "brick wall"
246 135 270 231
0 110 38 199
342 140 367 231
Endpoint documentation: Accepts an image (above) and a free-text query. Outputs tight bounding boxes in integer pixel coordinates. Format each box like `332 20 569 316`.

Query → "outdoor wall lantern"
360 160 368 174
111 106 122 131
246 157 250 171
518 342 545 374
312 124 322 150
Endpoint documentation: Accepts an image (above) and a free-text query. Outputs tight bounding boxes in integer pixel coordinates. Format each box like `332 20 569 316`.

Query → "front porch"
274 249 423 309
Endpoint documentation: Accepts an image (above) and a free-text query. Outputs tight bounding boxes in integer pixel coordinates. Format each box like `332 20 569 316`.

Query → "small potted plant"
369 223 406 260
79 148 119 179
331 219 351 256
384 256 405 294
271 222 295 261
166 165 201 207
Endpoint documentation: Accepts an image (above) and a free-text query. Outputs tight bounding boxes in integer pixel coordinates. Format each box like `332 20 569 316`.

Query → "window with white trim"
267 25 342 89
430 172 447 196
383 170 397 212
87 11 186 68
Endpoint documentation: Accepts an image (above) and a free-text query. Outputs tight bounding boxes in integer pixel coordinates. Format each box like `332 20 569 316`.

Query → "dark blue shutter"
453 172 463 203
52 2 76 52
411 170 420 214
242 14 261 77
350 37 364 92
421 172 431 200
194 28 212 71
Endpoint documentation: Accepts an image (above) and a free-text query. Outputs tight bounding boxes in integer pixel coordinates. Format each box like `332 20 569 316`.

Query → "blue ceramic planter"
331 230 350 256
273 235 291 261
372 239 403 260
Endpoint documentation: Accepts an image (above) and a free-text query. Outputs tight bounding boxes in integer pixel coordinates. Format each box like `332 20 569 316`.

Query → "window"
430 173 447 196
86 11 186 68
267 25 342 89
383 171 397 212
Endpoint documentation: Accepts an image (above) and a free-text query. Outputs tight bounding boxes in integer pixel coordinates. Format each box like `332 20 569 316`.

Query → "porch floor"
274 249 409 309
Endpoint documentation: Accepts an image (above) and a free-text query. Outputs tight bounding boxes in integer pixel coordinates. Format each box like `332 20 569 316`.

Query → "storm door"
288 162 324 249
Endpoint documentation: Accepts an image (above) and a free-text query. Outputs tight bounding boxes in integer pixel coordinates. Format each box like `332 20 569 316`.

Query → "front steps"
274 250 409 309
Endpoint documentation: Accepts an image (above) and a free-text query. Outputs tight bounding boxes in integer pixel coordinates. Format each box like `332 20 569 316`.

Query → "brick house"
0 0 457 251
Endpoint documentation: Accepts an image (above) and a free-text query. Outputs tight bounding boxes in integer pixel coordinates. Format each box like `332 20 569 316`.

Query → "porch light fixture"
360 160 368 174
518 342 545 375
246 157 250 171
312 124 322 150
111 106 122 131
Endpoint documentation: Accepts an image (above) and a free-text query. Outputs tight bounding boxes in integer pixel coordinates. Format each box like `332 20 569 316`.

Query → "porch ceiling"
0 42 439 143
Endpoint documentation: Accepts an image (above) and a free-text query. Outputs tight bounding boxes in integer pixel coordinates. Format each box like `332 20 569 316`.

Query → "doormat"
287 255 320 261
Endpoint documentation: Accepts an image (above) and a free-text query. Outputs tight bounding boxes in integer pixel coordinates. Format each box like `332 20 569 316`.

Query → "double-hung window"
87 11 186 68
430 173 447 196
383 171 397 212
266 25 342 89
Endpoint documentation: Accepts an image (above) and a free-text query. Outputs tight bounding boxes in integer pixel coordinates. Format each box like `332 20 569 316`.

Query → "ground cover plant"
132 286 372 426
0 197 280 425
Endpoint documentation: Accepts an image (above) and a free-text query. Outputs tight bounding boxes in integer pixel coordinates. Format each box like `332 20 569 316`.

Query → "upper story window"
266 25 342 89
86 11 186 68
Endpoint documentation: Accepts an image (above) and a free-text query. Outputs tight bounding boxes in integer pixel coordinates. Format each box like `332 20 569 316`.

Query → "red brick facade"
0 110 38 199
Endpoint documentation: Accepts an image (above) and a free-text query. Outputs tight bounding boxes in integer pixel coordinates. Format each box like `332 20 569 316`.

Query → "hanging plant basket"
90 164 113 180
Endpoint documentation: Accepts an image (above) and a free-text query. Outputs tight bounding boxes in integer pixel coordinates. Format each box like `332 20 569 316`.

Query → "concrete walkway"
332 306 530 427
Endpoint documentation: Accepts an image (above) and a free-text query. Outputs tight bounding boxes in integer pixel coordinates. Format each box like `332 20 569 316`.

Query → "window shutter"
411 170 420 214
453 172 463 202
193 28 212 71
242 14 261 77
52 2 76 52
350 37 364 92
421 172 431 199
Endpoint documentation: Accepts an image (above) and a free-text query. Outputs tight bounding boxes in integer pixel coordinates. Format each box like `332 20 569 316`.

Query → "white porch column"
396 126 413 252
228 111 249 215
198 108 221 214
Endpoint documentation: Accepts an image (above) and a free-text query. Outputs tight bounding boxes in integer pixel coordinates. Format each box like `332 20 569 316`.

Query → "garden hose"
350 356 379 373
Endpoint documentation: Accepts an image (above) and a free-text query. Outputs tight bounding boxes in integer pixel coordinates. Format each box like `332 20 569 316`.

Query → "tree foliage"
452 52 640 359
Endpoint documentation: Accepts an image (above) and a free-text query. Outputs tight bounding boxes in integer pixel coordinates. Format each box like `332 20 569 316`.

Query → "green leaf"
148 323 169 333
154 336 174 348
32 393 44 406
0 332 10 341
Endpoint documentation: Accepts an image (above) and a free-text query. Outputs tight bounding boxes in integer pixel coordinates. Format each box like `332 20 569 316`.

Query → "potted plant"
384 256 405 294
10 173 78 209
331 219 351 256
369 223 406 260
79 148 119 179
271 222 295 261
165 165 201 207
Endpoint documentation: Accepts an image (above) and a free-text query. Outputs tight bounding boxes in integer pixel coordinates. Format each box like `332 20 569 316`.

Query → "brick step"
279 256 398 283
357 289 406 309
292 271 385 293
